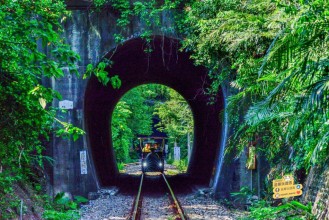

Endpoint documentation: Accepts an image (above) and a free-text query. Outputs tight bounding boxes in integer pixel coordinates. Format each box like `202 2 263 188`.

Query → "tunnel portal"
84 36 224 186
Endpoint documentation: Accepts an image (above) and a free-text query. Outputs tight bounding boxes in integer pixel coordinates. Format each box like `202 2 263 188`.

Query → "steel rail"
130 174 144 220
161 174 187 220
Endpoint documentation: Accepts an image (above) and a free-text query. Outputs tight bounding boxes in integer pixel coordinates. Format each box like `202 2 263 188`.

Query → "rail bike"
138 137 166 173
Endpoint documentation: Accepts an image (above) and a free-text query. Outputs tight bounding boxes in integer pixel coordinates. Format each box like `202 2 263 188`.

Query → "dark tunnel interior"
84 36 224 187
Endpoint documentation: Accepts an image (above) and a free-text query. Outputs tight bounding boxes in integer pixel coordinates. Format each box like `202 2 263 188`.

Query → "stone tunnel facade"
45 2 266 198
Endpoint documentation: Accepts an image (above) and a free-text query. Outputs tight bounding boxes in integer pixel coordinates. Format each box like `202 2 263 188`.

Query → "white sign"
80 151 88 175
59 100 73 109
174 146 180 161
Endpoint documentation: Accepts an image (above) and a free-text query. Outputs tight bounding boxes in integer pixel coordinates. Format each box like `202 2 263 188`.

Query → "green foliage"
154 88 194 160
117 162 125 171
0 173 21 218
155 89 193 138
230 186 256 206
242 200 315 220
180 0 329 175
92 0 185 43
0 0 119 217
173 159 188 172
112 101 133 163
166 158 174 165
112 84 159 163
43 210 80 220
0 0 86 217
42 192 88 220
112 84 193 164
55 119 85 142
74 195 89 204
83 59 121 88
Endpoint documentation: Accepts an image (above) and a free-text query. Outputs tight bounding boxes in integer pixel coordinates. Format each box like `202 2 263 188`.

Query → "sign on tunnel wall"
59 100 74 110
80 150 88 175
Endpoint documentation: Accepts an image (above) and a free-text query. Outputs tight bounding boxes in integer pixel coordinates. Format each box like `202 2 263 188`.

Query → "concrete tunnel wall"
47 4 246 197
84 36 224 186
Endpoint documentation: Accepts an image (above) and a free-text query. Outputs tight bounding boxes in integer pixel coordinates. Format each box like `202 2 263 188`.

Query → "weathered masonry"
45 1 266 198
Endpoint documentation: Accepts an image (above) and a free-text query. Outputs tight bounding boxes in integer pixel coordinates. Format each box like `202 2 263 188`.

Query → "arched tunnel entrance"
85 36 224 187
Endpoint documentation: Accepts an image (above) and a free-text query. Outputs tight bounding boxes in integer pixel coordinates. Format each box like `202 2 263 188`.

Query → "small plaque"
59 100 73 109
80 151 88 175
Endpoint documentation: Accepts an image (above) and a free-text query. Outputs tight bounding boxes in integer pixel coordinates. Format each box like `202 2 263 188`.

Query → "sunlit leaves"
154 88 194 145
184 0 329 172
230 0 329 170
55 120 85 142
110 75 122 89
82 59 121 87
112 101 133 163
0 1 83 215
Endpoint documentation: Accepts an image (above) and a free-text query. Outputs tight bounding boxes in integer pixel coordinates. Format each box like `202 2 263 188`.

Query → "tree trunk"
187 133 191 163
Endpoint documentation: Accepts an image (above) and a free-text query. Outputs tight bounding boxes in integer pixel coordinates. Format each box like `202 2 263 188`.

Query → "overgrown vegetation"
96 0 329 218
154 88 194 161
104 0 329 175
112 84 193 165
0 1 80 218
1 0 328 218
42 192 88 220
183 0 329 174
95 0 329 176
0 0 118 218
229 187 315 219
181 0 328 217
242 200 315 220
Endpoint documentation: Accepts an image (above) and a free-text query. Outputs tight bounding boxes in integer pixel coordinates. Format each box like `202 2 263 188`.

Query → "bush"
173 159 187 172
241 200 315 220
230 186 257 208
166 158 174 165
117 162 125 171
42 192 88 220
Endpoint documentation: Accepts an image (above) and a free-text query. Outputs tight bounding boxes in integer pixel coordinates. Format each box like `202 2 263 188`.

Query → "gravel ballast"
177 190 245 220
140 195 175 220
80 163 245 220
80 194 134 220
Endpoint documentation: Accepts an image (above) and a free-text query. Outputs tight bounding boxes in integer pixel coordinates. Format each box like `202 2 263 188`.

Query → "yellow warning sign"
272 176 303 199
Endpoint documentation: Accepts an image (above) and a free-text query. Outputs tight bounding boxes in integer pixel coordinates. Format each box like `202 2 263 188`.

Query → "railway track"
129 173 188 220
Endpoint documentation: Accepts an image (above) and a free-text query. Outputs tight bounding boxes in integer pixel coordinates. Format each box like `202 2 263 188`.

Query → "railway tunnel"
84 36 224 187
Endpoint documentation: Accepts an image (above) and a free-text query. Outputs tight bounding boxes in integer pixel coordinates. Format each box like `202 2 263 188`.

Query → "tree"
111 84 165 162
154 88 194 161
111 84 194 163
111 101 133 163
0 0 84 217
182 0 329 172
